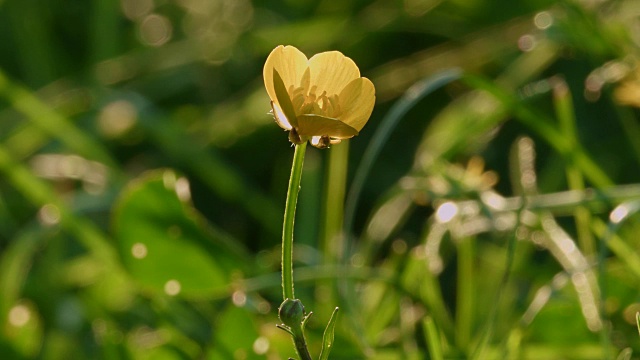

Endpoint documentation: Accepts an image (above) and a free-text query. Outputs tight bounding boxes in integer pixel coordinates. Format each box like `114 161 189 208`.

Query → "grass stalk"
321 141 349 265
456 236 474 351
424 316 444 360
553 79 596 256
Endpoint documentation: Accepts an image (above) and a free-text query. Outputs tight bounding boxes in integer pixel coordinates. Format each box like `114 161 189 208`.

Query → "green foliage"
3 0 640 359
113 170 242 298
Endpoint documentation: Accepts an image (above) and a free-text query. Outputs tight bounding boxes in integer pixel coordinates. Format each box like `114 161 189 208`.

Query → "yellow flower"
263 45 375 148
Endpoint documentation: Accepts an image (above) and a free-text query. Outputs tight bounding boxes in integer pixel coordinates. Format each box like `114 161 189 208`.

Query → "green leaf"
113 169 242 298
423 317 443 360
296 114 358 139
207 305 261 360
318 307 339 360
1 300 42 358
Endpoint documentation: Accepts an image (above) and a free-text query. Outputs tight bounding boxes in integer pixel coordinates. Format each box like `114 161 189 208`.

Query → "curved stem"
293 329 313 360
282 142 307 300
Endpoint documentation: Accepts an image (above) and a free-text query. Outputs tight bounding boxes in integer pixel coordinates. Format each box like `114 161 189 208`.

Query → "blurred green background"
3 0 640 358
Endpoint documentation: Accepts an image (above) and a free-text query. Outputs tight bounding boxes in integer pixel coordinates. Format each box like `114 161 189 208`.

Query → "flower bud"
279 298 305 329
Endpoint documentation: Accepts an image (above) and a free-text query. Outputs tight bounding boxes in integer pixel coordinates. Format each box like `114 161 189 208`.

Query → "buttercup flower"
263 45 375 148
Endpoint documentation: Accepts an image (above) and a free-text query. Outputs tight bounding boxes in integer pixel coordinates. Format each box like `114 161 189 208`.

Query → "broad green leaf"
207 305 262 360
318 307 339 360
129 345 190 360
113 169 241 298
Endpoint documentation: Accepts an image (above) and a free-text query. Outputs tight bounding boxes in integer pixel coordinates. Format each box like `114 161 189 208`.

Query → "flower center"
289 84 341 119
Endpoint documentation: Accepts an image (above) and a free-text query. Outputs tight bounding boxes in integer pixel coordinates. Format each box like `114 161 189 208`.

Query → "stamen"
289 81 342 119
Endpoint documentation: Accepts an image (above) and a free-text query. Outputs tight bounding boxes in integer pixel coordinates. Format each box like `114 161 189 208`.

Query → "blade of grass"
471 218 520 360
592 202 640 282
340 69 462 353
553 79 596 256
612 105 640 165
0 228 43 326
423 316 444 360
322 141 349 265
456 236 474 351
344 68 463 237
0 144 119 267
415 40 558 166
415 222 455 338
319 141 350 307
0 70 117 169
7 0 56 86
461 74 612 188
90 0 121 62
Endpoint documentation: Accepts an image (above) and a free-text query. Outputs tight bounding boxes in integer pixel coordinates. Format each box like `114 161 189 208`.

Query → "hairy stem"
282 142 307 300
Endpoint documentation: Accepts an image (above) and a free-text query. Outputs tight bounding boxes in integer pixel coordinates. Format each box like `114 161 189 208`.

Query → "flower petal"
338 77 375 132
263 45 308 104
308 51 360 97
273 69 299 128
296 114 359 139
271 102 291 130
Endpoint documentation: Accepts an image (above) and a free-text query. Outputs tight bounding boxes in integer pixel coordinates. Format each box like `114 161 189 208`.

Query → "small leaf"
617 348 633 360
318 307 339 360
273 69 299 129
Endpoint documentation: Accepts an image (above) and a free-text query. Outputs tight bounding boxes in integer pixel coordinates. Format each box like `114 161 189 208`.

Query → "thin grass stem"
322 141 349 265
423 316 444 360
553 79 596 257
456 236 474 351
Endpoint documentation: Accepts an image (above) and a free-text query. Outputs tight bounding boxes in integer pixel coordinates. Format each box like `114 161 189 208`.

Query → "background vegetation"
2 0 640 358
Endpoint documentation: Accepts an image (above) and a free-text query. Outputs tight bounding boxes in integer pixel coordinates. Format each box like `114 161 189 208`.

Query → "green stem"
322 141 349 265
553 80 595 257
282 142 307 301
423 316 444 360
293 329 313 360
456 236 474 351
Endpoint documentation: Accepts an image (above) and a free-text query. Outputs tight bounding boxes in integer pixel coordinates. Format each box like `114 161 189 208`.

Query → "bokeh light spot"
139 14 173 47
232 290 247 307
435 202 458 223
164 280 181 296
99 100 137 138
175 177 191 202
253 336 269 355
39 204 61 226
518 34 536 52
131 242 148 259
534 11 553 30
121 0 153 20
8 304 31 327
610 204 629 224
